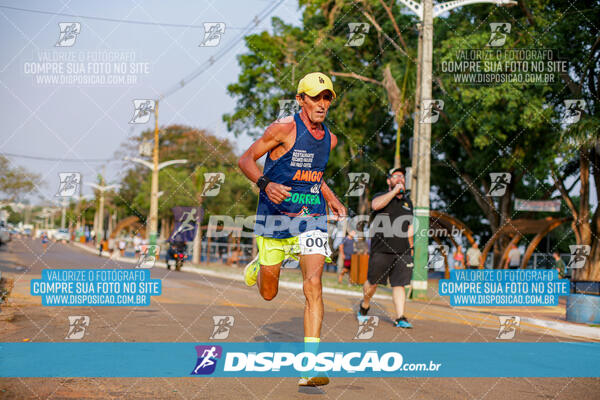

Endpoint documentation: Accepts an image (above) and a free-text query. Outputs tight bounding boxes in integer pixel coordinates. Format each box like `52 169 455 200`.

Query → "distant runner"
238 72 346 387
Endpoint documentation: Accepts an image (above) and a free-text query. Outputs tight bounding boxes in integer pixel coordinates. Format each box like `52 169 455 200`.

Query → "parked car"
54 228 70 242
0 223 11 245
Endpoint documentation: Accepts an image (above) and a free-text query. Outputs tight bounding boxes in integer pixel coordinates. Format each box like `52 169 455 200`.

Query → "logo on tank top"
282 205 320 218
290 149 315 168
292 170 323 182
284 192 321 205
299 206 311 216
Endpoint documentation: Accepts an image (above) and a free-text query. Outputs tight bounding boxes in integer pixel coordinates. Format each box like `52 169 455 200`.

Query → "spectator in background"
133 234 142 258
98 238 105 257
507 245 521 269
466 242 482 269
453 245 465 269
338 230 356 284
553 251 566 278
118 238 126 257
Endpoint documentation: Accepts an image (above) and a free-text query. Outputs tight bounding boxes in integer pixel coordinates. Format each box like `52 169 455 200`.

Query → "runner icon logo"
354 316 379 340
487 172 511 197
276 100 301 122
210 316 234 340
56 22 81 47
66 316 89 340
345 173 370 197
199 23 226 47
420 100 444 124
428 244 449 270
486 23 511 47
567 245 591 269
346 23 370 47
496 316 520 340
562 100 586 125
136 245 159 269
129 99 155 124
56 172 81 197
191 345 223 375
202 173 225 197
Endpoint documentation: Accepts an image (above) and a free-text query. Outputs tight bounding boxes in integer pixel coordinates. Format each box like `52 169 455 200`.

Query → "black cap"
388 167 406 177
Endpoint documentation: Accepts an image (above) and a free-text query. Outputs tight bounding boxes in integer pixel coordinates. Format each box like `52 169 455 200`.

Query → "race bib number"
298 230 331 257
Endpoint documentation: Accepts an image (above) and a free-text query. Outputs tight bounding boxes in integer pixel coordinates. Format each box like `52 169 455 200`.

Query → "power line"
159 0 285 100
1 152 115 163
0 4 250 30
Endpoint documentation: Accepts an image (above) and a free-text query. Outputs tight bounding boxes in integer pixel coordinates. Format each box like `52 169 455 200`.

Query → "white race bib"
298 230 331 257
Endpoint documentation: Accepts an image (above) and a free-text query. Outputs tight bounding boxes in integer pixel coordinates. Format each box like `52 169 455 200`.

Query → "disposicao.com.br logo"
190 344 441 376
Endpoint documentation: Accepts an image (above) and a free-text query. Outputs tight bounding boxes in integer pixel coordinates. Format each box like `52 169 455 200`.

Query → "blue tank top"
255 113 331 238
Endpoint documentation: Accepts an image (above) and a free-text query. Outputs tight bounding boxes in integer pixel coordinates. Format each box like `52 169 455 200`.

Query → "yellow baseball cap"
297 72 336 99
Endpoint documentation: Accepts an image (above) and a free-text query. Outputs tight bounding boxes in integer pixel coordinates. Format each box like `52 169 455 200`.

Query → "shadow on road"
254 316 304 341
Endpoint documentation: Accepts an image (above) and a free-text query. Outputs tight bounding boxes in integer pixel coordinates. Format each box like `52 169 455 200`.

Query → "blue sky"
0 0 301 204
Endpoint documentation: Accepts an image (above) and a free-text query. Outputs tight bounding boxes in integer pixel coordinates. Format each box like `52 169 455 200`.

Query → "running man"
238 72 346 387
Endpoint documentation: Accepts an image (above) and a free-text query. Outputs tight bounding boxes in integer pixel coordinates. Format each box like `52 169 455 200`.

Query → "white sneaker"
298 376 330 386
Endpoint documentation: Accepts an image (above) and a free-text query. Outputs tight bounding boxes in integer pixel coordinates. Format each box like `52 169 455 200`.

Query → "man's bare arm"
238 122 294 204
321 181 345 216
371 185 402 211
321 132 346 218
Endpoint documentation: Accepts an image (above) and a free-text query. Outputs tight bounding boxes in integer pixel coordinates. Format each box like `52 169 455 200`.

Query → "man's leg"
300 253 325 338
297 253 330 387
390 255 413 328
257 262 282 301
391 285 406 319
361 279 378 310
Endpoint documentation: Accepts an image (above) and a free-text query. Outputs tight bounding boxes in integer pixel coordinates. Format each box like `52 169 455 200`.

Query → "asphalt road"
0 237 598 399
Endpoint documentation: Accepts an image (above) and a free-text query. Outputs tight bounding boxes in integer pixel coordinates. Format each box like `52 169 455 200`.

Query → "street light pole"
149 100 160 246
396 0 517 298
86 183 120 242
124 154 187 244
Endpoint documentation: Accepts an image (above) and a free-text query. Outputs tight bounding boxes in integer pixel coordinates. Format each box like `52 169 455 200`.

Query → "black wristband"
256 175 271 191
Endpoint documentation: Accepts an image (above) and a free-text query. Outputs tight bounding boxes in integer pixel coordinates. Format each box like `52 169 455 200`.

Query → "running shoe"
356 301 370 322
298 376 330 386
394 316 413 328
244 254 260 287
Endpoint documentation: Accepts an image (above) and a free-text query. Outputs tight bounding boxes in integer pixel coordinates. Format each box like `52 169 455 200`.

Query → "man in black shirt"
358 167 414 328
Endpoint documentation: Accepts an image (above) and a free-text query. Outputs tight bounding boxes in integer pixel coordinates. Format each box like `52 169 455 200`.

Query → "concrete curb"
69 242 600 340
519 317 600 340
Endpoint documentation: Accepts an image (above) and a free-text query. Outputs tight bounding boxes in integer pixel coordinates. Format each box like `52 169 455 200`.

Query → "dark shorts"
368 252 413 287
343 259 351 269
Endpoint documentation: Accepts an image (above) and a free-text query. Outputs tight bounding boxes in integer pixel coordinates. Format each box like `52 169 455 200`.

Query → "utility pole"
87 182 120 242
411 23 423 206
125 150 187 245
60 199 67 229
412 0 433 299
396 0 517 299
149 100 160 246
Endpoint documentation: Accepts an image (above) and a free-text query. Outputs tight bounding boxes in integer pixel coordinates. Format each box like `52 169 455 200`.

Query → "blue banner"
439 269 569 306
1 342 598 377
30 269 161 306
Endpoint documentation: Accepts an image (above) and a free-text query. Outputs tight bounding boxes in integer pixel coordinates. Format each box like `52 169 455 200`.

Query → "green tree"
0 156 40 201
116 125 258 236
224 0 599 277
